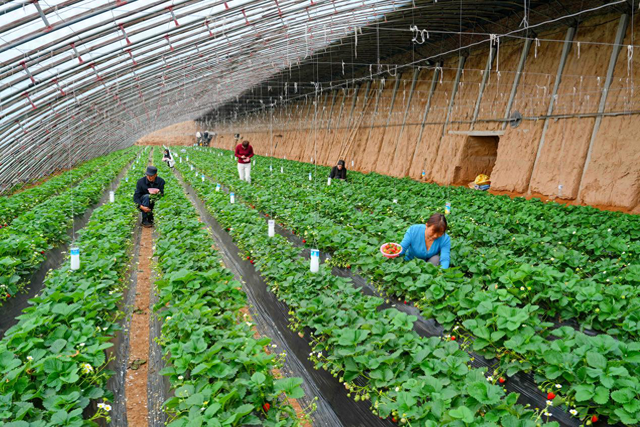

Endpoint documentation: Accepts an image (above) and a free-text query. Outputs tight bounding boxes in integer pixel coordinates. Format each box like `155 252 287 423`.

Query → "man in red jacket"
235 140 254 183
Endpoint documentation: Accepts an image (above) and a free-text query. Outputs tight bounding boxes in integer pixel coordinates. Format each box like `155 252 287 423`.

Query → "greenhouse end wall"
202 12 640 212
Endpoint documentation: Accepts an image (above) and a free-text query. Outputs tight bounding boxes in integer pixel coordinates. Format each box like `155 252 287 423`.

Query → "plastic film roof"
0 0 405 190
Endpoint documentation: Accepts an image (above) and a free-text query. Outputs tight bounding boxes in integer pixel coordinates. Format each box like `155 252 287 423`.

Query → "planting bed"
0 144 636 427
173 147 639 427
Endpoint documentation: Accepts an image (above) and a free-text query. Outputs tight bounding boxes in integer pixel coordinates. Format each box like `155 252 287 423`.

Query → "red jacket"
235 144 254 164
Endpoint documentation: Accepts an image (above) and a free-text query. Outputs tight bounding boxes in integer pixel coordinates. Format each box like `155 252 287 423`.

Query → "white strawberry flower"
555 384 562 389
570 409 578 416
104 404 111 412
26 356 33 361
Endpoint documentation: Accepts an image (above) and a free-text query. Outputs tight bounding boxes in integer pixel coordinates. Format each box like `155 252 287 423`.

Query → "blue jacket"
399 224 451 269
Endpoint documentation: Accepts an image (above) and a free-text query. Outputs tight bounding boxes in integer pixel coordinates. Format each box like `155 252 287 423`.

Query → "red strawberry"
391 417 397 423
451 336 456 341
262 402 270 412
302 239 306 243
591 415 598 423
6 293 10 298
247 256 250 260
547 392 556 400
499 377 505 384
404 301 408 304
250 260 254 264
41 251 45 254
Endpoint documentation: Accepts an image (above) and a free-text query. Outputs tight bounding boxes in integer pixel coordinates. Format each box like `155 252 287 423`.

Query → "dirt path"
124 223 153 426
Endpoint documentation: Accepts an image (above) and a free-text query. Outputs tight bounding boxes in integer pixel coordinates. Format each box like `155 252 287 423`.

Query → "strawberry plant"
0 155 148 426
151 155 308 426
180 148 640 425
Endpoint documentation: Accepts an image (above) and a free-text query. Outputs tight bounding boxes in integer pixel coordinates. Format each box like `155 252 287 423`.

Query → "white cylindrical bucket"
190 165 194 171
270 165 273 171
445 202 451 215
327 177 332 186
253 159 256 166
180 157 182 163
268 219 275 237
201 174 205 182
393 199 398 204
230 192 235 204
70 246 80 270
126 177 129 182
187 156 189 161
109 191 115 203
216 183 221 192
309 173 312 181
281 167 284 173
310 249 320 273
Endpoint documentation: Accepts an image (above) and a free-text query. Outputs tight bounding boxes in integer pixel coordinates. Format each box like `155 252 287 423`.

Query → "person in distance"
235 140 254 183
133 166 165 228
399 213 451 268
329 159 347 181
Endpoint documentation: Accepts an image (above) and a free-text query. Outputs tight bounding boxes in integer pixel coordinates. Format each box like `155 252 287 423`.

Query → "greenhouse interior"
0 0 639 426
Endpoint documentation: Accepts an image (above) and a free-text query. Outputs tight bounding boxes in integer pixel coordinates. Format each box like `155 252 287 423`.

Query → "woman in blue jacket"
399 213 451 268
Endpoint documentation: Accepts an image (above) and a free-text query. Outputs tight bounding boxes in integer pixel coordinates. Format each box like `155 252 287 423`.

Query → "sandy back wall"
206 12 640 212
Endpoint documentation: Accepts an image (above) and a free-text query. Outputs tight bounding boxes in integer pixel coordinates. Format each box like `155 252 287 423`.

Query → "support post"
392 67 421 168
502 38 532 130
326 90 338 130
411 63 441 170
470 46 497 130
372 73 403 167
577 14 629 201
441 55 467 137
527 26 576 194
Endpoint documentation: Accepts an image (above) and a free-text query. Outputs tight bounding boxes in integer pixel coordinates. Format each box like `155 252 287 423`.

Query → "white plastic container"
230 192 235 204
327 177 332 185
216 183 221 192
393 198 398 204
270 165 273 172
126 177 129 182
281 166 284 173
201 174 205 182
179 157 182 163
109 191 115 203
187 156 189 161
253 159 256 166
445 202 451 215
268 219 275 237
190 165 194 171
309 173 312 181
70 246 80 270
195 170 198 177
310 249 320 273
351 160 354 167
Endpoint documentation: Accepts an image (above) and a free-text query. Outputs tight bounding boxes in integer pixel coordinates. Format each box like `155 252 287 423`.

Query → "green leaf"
593 386 609 405
448 406 474 423
251 372 266 385
274 377 304 399
611 388 635 404
573 384 594 402
586 352 607 370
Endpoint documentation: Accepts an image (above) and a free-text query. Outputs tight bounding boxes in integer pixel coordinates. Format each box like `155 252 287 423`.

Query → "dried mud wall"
206 12 640 211
136 121 198 146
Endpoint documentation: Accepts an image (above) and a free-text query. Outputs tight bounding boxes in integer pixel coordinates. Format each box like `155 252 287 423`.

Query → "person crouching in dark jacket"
329 160 347 181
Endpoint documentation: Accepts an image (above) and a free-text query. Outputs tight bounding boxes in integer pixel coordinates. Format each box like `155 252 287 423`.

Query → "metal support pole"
577 14 629 201
527 26 576 193
391 67 420 170
412 62 442 166
326 90 338 130
384 73 404 130
442 55 467 137
365 81 384 146
471 46 497 130
503 38 532 130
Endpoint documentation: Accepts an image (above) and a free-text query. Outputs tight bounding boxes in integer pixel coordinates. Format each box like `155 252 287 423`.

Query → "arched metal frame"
0 0 633 192
0 0 403 191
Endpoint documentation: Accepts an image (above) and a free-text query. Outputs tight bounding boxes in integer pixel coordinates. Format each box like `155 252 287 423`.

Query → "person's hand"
140 206 151 213
148 188 160 194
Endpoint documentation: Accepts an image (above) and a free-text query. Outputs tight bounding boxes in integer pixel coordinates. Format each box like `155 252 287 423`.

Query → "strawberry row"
183 149 640 425
0 148 141 307
151 154 307 427
0 148 137 227
0 152 148 426
187 149 636 339
173 156 559 427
